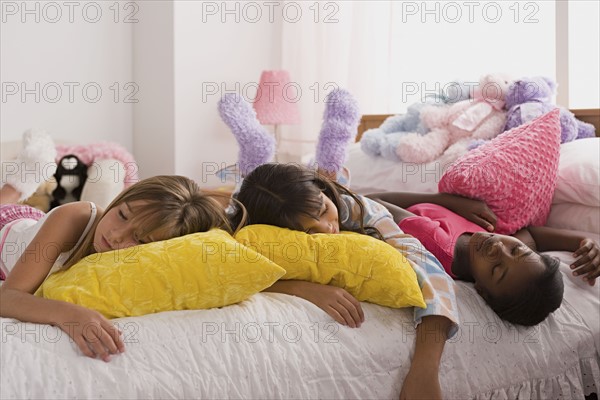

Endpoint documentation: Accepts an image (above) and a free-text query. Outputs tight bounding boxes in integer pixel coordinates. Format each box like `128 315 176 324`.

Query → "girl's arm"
526 226 587 252
366 198 416 225
0 202 124 360
264 281 364 328
400 315 451 400
367 192 497 231
524 226 600 285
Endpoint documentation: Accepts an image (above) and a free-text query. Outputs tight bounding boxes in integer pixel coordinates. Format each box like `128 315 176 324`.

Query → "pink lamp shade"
253 70 301 125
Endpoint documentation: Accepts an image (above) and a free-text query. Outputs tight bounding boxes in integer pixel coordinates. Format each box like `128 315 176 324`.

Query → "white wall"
132 1 176 178
131 1 281 183
569 0 600 108
0 1 133 147
1 0 281 185
173 1 281 186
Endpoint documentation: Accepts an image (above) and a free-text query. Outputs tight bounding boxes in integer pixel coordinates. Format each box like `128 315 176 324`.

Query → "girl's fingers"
571 254 592 269
343 291 365 323
326 306 347 327
574 241 593 257
572 262 594 275
472 216 491 230
482 209 497 226
335 302 358 328
339 298 362 328
73 336 95 358
586 269 600 280
85 331 111 362
98 329 119 355
103 321 125 353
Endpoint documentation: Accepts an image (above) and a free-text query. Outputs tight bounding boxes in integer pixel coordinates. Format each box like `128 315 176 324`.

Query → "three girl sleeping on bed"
0 90 598 398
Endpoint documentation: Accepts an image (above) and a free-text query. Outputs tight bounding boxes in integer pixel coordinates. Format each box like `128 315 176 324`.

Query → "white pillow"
546 203 600 235
80 158 125 209
553 138 600 207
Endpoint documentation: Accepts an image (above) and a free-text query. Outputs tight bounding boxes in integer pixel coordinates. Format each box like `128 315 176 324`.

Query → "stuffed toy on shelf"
360 81 471 161
396 73 513 164
503 76 596 142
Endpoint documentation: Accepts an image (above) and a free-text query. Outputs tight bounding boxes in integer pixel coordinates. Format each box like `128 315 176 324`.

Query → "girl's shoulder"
46 201 98 225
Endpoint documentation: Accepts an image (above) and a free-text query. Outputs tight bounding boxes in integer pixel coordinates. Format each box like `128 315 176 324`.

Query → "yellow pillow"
37 229 286 318
235 225 426 309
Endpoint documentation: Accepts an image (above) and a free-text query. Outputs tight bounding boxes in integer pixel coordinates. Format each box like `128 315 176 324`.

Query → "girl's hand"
58 305 125 361
571 238 600 286
264 281 365 327
445 196 497 232
302 284 365 328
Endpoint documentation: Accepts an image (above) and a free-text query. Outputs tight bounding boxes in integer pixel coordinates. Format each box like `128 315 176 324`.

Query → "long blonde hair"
64 175 244 268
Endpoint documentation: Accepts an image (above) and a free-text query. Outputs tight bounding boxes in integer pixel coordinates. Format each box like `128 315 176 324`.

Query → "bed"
2 112 600 399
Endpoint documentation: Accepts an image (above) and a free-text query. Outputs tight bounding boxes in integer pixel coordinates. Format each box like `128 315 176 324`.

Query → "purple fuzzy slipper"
218 93 276 176
315 89 361 175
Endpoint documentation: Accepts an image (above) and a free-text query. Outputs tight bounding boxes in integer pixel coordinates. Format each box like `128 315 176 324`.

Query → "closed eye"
118 210 127 220
513 245 533 260
320 204 328 217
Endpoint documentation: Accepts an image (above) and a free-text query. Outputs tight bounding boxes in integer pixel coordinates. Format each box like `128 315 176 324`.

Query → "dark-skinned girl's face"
468 232 546 298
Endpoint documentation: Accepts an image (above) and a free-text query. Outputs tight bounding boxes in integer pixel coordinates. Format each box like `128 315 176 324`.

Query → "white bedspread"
1 247 599 399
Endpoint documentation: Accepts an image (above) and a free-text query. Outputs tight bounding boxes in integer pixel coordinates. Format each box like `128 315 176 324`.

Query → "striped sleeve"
339 194 459 337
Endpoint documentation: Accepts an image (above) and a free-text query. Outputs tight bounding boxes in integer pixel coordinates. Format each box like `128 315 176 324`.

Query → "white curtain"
278 0 557 160
278 1 393 159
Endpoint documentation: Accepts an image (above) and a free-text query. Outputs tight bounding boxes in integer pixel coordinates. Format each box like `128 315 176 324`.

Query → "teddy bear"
504 76 596 142
360 81 471 161
395 74 513 164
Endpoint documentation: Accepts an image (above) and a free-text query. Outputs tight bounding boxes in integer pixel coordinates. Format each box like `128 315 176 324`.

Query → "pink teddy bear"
396 74 513 164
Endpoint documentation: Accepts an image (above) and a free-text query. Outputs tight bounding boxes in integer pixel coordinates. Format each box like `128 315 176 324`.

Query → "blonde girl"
1 138 237 362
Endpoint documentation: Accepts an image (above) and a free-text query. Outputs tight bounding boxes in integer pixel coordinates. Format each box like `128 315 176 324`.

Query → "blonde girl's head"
64 175 240 268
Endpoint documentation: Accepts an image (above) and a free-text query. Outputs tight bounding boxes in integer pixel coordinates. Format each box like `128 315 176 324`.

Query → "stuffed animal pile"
361 74 596 164
360 80 471 161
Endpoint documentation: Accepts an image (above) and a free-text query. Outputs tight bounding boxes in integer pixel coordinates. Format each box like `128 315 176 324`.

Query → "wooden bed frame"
356 109 600 141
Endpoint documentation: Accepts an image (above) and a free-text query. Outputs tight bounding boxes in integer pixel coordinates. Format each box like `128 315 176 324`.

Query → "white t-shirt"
0 202 97 279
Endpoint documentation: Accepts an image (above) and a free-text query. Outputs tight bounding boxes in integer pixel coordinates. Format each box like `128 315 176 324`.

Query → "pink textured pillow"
438 109 561 234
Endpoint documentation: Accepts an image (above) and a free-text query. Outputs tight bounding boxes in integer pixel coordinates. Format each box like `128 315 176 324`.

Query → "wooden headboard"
356 109 600 141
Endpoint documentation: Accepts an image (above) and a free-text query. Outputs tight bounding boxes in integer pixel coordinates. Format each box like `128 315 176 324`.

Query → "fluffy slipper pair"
218 89 361 177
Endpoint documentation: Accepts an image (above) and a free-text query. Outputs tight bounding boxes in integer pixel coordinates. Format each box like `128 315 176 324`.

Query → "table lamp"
253 70 301 160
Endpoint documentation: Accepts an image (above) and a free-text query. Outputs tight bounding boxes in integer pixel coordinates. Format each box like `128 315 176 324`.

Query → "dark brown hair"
232 163 380 238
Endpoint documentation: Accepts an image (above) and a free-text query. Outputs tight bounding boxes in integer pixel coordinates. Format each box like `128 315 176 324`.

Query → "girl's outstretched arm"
0 202 124 360
367 192 497 231
524 226 600 285
400 315 451 400
264 280 364 328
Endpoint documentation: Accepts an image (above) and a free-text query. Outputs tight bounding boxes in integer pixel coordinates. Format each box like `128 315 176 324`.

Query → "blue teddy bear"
360 81 472 161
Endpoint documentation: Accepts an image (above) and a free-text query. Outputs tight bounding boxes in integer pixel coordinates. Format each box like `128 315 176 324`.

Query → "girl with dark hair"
219 90 460 399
